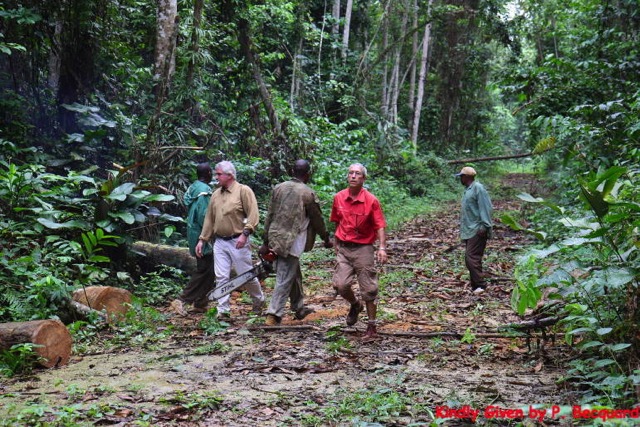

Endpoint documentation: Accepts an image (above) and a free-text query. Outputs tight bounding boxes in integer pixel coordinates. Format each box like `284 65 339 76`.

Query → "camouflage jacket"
263 178 329 257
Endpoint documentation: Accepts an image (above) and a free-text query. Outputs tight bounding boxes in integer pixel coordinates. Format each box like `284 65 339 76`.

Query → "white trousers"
214 238 264 314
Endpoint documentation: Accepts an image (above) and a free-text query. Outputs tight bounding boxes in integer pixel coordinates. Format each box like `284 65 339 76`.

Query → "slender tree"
410 0 433 153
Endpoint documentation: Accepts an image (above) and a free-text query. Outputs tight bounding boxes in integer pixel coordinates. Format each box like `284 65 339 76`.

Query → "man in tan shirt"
195 161 265 319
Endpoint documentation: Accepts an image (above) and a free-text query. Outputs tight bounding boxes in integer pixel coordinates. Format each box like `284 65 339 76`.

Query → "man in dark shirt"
260 159 333 325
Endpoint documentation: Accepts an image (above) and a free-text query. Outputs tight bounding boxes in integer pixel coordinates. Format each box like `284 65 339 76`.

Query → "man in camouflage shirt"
260 160 333 325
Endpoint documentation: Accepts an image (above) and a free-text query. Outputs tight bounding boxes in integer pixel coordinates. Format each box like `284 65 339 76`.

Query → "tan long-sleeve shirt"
199 180 259 241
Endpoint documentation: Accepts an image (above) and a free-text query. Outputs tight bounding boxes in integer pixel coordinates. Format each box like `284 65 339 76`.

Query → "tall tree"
410 0 433 153
341 0 354 61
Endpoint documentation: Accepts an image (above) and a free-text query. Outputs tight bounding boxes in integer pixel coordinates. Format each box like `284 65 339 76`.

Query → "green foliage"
512 166 639 406
0 343 43 377
134 266 186 306
314 385 428 425
460 328 476 344
158 390 223 413
510 255 545 315
199 308 230 335
324 326 353 354
103 298 172 349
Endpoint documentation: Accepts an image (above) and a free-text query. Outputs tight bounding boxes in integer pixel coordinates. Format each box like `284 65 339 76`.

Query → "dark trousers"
465 234 488 289
179 254 214 307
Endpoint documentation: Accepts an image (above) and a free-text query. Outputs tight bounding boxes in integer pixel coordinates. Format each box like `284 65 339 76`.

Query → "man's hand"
195 240 204 258
236 233 248 249
476 227 488 238
323 238 334 249
258 244 270 256
376 248 388 264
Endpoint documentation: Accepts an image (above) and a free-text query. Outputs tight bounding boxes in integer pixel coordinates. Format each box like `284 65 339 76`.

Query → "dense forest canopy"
1 0 639 408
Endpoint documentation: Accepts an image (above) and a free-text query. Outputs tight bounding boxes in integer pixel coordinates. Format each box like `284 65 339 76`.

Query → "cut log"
0 319 72 368
131 241 196 274
72 286 132 323
447 152 534 165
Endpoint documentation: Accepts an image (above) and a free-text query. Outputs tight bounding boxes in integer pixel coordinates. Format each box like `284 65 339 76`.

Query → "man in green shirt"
171 162 214 316
456 166 493 294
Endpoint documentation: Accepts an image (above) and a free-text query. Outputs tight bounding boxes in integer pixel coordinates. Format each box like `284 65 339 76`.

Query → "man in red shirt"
330 163 388 339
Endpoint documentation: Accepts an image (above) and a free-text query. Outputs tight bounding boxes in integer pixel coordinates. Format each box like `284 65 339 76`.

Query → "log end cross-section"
0 319 73 368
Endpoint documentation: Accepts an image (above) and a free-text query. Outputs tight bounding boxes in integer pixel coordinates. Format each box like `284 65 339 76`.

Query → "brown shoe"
346 301 364 326
294 307 314 320
170 299 188 316
265 314 281 326
364 322 378 339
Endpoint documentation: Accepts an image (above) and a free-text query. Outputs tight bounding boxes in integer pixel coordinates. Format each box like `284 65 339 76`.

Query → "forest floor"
1 174 577 426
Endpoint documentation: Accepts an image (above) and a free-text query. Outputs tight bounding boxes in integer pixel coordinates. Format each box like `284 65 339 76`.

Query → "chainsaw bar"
207 257 274 301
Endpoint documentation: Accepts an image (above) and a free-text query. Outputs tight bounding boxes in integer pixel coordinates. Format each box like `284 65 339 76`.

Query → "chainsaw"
207 250 277 301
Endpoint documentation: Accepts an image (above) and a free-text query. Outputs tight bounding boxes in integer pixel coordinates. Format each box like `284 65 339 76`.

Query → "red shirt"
330 188 387 244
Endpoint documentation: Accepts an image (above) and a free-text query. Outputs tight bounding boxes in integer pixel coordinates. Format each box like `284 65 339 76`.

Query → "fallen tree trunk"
448 152 534 165
131 241 196 274
0 319 73 368
72 286 133 323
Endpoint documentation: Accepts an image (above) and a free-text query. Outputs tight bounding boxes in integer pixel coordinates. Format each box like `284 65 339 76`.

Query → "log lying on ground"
0 319 73 368
131 241 196 274
72 286 133 323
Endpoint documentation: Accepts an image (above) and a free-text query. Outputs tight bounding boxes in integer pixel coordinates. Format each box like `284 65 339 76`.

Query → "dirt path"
1 175 570 426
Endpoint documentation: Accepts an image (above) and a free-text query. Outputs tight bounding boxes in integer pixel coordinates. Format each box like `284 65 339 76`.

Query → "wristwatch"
242 229 251 237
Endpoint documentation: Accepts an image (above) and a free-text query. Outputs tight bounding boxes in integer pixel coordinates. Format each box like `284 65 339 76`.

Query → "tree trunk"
186 0 205 88
72 286 133 323
407 0 418 130
146 0 178 172
332 0 341 39
341 0 354 61
390 1 409 125
290 2 308 112
410 0 434 154
0 320 72 368
237 18 282 137
153 0 178 98
380 15 389 119
131 241 196 274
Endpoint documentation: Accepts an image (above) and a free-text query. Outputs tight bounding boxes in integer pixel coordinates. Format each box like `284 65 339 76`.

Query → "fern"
532 136 556 154
0 289 29 321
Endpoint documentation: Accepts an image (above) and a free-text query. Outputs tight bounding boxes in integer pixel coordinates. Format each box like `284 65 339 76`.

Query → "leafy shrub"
509 165 639 406
133 266 186 306
0 343 43 377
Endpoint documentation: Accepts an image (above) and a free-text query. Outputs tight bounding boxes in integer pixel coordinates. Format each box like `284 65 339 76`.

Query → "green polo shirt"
460 180 493 240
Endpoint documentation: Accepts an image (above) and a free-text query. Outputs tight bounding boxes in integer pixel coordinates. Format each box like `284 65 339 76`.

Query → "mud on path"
1 174 571 426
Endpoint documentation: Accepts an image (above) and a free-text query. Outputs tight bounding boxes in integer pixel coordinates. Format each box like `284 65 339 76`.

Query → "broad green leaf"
517 193 563 214
580 185 609 219
517 193 544 203
596 327 613 335
500 214 523 231
580 341 603 350
109 211 135 224
37 218 89 230
606 343 631 352
593 359 616 368
569 327 593 335
529 245 560 259
145 194 174 202
107 182 136 201
159 213 184 222
560 237 601 246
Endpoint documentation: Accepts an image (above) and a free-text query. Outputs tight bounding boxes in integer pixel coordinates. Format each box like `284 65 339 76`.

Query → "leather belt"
216 233 241 241
337 239 367 248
